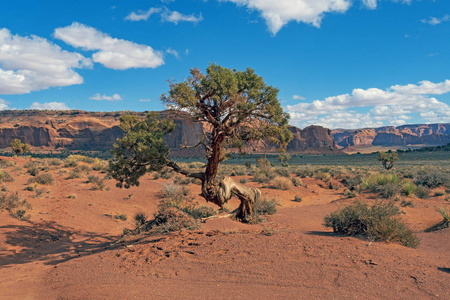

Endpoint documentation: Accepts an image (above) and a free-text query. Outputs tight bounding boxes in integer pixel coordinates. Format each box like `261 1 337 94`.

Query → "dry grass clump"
46 158 63 167
415 169 450 189
0 192 31 221
0 159 16 169
88 175 106 190
247 196 279 224
324 201 419 248
416 185 430 199
0 170 14 183
426 206 450 232
32 173 54 185
270 176 293 190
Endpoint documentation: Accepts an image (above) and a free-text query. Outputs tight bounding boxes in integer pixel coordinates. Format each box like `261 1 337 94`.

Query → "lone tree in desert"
109 64 292 222
10 138 30 155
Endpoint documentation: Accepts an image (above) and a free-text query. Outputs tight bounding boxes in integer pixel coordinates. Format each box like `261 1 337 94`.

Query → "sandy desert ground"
0 155 449 299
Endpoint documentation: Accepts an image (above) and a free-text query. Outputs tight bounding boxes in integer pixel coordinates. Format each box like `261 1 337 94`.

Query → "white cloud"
362 0 377 9
161 9 203 24
125 7 203 24
287 79 450 129
89 93 123 101
0 28 91 95
125 7 162 21
421 15 450 25
221 0 416 34
139 99 151 102
222 0 351 34
30 102 71 110
166 48 179 59
54 22 164 70
293 95 305 100
0 99 11 110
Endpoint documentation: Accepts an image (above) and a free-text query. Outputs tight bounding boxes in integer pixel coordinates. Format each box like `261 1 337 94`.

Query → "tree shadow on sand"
0 221 118 268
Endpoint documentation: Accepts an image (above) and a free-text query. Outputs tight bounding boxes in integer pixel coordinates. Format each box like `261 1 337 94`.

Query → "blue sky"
0 0 449 129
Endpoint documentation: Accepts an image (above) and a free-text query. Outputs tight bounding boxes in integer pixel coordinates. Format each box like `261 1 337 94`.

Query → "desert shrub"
274 167 291 178
415 170 450 188
400 200 414 208
253 162 276 184
33 173 54 185
160 168 175 179
314 171 332 181
416 185 430 199
92 158 107 171
247 196 278 224
293 196 302 202
46 158 63 166
0 170 14 183
67 194 77 199
0 192 32 221
324 201 419 248
64 156 78 168
26 166 40 176
67 168 81 179
0 159 16 169
436 206 450 225
239 178 248 184
291 177 303 187
401 180 417 196
375 183 402 199
183 205 216 219
342 175 363 191
34 187 48 198
344 189 357 198
24 186 34 192
134 212 148 226
88 175 106 190
434 191 445 197
270 176 293 190
295 165 314 178
152 207 199 233
362 173 402 190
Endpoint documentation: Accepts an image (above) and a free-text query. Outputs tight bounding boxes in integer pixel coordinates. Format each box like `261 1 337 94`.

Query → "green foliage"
324 201 419 248
401 180 417 196
109 112 175 189
416 185 430 199
293 196 302 202
377 151 399 170
415 170 450 188
10 139 30 155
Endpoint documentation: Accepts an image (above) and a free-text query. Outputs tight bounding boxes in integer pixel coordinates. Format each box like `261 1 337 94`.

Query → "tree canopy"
10 139 30 155
109 64 292 222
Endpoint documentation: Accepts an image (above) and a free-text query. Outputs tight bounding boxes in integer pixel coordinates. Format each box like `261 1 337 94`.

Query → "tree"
10 138 30 155
109 64 292 222
377 151 399 170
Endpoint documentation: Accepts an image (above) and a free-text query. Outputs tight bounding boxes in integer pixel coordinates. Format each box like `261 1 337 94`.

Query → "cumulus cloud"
54 22 164 70
89 93 123 101
421 15 450 25
221 0 416 34
287 79 450 129
30 102 71 110
0 99 11 110
139 99 151 102
0 28 91 95
222 0 351 34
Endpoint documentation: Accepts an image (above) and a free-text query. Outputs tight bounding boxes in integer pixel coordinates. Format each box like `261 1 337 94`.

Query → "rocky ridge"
332 124 450 150
0 110 340 156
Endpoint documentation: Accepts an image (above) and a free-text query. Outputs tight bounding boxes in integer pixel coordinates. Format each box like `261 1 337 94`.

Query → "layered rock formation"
0 110 341 156
332 124 450 149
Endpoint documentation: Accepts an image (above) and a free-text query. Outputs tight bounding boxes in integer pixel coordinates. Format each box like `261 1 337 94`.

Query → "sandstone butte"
0 110 342 156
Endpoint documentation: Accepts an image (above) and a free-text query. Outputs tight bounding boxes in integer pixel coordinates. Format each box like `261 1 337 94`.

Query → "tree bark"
217 177 261 222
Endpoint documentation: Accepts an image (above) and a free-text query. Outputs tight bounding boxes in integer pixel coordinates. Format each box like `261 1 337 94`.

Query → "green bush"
401 180 417 196
415 171 450 188
247 196 279 224
324 201 419 248
375 183 402 199
293 196 302 202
